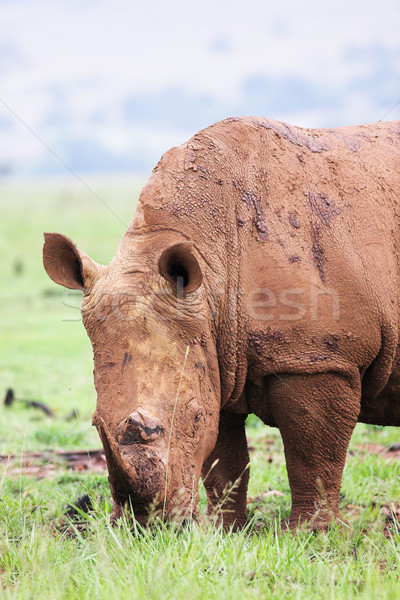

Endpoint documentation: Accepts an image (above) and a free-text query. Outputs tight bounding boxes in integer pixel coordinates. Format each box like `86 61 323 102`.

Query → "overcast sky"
0 0 399 176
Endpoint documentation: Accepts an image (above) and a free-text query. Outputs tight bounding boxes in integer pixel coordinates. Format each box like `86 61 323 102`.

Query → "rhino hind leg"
201 412 250 530
269 370 361 531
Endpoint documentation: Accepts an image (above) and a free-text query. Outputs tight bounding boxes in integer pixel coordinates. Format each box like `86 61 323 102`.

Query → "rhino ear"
158 242 203 294
43 232 98 291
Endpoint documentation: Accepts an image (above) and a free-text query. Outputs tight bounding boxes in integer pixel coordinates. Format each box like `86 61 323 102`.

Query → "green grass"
0 178 136 453
0 179 399 598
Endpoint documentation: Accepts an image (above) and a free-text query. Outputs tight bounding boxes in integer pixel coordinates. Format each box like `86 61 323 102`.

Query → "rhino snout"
118 408 164 445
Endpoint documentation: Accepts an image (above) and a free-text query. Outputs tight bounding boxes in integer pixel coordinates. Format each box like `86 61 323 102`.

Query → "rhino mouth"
98 418 166 517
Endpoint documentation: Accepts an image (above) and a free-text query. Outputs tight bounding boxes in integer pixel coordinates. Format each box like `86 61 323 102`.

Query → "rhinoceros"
43 117 400 530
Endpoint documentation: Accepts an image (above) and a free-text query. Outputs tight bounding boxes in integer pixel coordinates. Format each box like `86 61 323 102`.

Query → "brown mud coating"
43 117 400 531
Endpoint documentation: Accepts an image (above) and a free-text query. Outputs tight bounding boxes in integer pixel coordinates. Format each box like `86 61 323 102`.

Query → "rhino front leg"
269 371 361 530
201 411 250 530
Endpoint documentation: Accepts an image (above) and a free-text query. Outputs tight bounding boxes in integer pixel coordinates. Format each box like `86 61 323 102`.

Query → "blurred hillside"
0 0 399 178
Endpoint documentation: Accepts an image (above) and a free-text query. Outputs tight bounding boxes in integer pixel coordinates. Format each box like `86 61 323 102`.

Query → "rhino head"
43 229 221 524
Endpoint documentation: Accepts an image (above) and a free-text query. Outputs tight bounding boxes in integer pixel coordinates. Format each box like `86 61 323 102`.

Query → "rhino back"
124 117 400 407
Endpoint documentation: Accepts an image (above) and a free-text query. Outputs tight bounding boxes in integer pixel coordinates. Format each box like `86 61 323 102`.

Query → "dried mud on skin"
0 448 107 479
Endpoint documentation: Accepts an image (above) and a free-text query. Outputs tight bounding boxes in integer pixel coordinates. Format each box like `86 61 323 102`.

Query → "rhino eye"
194 414 201 423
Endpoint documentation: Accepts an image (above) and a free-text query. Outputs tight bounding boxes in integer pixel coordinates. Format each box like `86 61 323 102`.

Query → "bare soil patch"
349 443 400 461
0 449 106 478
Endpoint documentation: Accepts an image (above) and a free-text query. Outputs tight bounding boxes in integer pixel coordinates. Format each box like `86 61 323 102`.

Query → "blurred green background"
0 179 142 454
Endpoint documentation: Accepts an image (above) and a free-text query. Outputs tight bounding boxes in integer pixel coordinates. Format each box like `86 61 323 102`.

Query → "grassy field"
0 179 400 599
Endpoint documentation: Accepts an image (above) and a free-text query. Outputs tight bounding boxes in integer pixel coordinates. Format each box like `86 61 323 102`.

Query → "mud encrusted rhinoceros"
43 117 400 530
